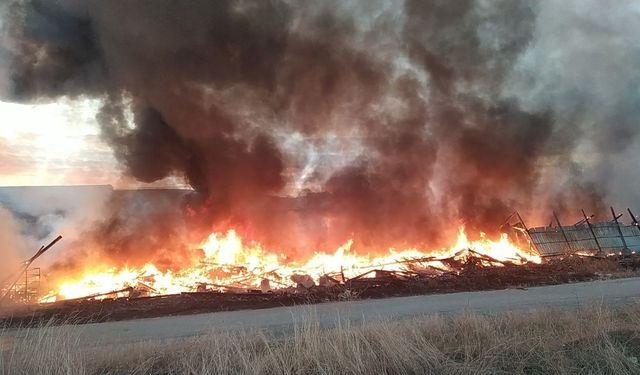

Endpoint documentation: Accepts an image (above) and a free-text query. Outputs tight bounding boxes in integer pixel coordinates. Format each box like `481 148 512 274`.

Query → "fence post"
611 206 629 255
553 211 573 254
629 208 640 234
516 212 541 255
582 209 603 256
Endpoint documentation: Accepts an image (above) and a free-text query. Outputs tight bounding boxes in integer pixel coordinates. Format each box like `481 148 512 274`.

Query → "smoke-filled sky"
0 0 639 261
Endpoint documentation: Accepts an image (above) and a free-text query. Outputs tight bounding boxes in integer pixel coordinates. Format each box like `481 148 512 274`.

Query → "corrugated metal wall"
528 223 640 256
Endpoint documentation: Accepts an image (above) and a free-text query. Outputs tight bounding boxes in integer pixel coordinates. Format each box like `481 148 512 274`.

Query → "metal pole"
611 206 629 255
629 208 640 233
582 209 603 255
516 211 540 255
553 211 573 253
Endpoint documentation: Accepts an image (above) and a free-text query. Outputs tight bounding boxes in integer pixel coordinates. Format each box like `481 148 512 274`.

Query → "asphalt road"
5 277 640 346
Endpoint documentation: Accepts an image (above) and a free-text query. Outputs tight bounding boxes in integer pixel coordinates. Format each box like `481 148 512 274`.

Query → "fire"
40 227 540 303
450 228 540 264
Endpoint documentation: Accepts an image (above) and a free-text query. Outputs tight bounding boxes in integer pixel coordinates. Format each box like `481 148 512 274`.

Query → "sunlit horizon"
0 99 190 189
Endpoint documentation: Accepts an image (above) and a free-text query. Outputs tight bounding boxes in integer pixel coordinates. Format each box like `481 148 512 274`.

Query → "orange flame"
40 227 540 303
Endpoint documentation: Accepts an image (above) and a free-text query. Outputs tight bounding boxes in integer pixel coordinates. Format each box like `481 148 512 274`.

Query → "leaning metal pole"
611 207 629 255
581 210 603 255
0 235 62 303
516 211 541 255
553 211 574 254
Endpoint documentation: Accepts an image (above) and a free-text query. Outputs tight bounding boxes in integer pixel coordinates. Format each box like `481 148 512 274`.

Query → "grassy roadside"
2 303 640 374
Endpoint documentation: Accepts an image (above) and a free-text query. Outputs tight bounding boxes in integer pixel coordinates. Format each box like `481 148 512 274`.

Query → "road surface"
4 277 640 346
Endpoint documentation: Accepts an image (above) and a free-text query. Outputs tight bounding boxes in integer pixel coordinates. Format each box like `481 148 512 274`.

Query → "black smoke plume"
1 0 639 264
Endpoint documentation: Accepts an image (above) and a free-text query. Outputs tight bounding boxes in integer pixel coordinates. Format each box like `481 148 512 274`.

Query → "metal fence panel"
528 223 640 256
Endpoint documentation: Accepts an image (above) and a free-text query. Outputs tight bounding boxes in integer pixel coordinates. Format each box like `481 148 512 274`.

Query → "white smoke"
0 206 30 282
0 186 112 269
505 0 640 217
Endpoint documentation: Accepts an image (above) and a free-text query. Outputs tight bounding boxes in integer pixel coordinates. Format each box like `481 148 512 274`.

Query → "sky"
0 98 114 186
0 98 187 188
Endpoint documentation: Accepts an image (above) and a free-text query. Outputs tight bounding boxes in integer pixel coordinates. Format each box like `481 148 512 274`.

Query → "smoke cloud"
1 0 639 264
0 206 29 281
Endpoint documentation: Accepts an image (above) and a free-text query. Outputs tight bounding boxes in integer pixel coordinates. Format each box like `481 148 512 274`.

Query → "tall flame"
40 227 540 303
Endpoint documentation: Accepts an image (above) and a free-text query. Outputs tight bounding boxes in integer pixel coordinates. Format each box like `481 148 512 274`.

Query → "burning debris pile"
0 238 623 327
2 206 640 326
3 206 640 298
33 226 540 304
17 206 632 306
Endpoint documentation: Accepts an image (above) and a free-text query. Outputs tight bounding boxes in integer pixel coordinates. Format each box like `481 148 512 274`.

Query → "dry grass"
2 304 640 374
